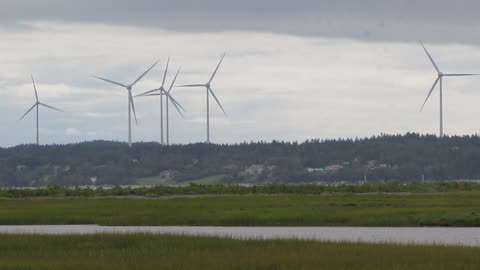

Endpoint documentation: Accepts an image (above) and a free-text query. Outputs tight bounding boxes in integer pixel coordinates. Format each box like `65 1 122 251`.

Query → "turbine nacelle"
91 60 160 146
419 41 480 137
176 54 227 143
19 75 63 145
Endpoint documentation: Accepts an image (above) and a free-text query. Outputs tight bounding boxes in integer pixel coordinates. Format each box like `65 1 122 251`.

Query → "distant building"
159 170 178 179
324 164 343 172
90 177 98 184
366 160 377 168
306 168 324 173
53 165 72 176
244 165 276 175
307 163 346 174
223 164 240 173
245 165 265 175
16 165 27 173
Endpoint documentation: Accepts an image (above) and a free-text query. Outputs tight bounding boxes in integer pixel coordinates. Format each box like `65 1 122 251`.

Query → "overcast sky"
2 0 480 146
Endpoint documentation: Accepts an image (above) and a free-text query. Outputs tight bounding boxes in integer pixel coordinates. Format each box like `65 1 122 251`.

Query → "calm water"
0 225 478 247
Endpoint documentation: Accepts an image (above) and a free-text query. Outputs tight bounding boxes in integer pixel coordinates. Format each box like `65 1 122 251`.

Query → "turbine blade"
40 103 63 112
31 75 39 102
131 60 159 87
19 104 37 120
166 94 184 118
166 93 185 112
444 73 480 77
141 93 163 97
162 57 170 87
420 77 440 112
135 88 160 97
208 87 227 117
209 53 226 84
176 84 205 88
168 68 181 93
165 68 185 112
91 76 127 88
419 41 440 73
129 91 138 126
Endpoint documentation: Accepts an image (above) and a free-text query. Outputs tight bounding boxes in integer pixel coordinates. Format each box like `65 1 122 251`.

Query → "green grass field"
1 192 480 226
135 176 175 186
0 234 478 270
136 174 225 185
189 174 226 185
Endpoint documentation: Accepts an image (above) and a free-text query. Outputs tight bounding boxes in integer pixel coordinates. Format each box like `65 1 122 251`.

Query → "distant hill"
2 133 480 187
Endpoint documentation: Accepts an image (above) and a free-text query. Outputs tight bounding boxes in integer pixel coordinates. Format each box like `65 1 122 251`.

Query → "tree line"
2 182 480 198
1 133 480 186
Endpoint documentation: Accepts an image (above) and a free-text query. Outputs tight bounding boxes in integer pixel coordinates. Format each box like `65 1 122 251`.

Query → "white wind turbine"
19 75 63 145
420 41 480 137
177 54 227 143
92 60 159 147
136 61 184 145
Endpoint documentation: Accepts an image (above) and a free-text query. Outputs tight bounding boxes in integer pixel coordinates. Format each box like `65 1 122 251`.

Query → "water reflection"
0 225 478 247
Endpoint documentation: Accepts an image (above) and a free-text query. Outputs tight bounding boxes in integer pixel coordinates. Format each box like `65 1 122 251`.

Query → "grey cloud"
2 1 480 44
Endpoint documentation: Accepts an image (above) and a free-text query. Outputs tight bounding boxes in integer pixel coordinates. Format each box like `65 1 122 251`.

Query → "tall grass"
0 193 480 226
2 182 480 198
0 234 478 270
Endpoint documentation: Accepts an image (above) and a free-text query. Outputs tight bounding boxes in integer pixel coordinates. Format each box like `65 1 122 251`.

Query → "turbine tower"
19 75 63 145
137 66 184 145
420 41 479 137
92 60 159 147
177 54 227 143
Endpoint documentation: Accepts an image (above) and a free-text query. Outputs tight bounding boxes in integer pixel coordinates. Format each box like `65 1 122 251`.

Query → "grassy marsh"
0 192 480 226
0 234 478 270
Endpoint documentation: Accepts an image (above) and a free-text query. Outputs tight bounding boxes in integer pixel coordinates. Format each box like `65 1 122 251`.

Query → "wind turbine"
419 41 480 137
136 64 184 145
19 75 63 145
92 60 159 147
177 54 227 143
